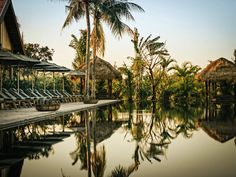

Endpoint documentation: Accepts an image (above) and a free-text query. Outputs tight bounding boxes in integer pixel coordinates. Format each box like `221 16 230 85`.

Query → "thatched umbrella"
79 57 121 98
197 58 236 82
79 57 121 80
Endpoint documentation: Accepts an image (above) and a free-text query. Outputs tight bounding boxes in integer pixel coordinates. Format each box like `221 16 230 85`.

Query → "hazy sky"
12 0 236 69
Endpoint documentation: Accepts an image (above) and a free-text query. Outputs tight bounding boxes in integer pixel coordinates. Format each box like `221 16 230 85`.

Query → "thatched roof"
197 58 236 82
79 57 121 80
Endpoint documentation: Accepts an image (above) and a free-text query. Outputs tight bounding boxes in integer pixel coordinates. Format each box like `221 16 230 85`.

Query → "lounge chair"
55 90 73 102
49 90 70 103
24 89 42 100
64 90 82 102
2 88 26 108
57 90 76 102
27 89 48 99
9 88 34 107
0 91 18 109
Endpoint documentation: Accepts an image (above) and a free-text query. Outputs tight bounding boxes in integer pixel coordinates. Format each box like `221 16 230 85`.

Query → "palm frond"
62 0 85 29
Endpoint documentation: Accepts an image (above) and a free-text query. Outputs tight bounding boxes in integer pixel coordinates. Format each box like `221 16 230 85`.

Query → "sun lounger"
24 89 43 100
49 90 70 103
0 91 18 109
55 90 73 102
19 89 36 100
9 88 34 107
57 90 75 102
2 88 27 108
61 90 82 102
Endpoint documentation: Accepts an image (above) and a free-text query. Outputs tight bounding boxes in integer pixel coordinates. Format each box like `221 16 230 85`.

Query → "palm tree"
62 0 144 100
90 0 144 99
172 62 201 104
129 28 144 100
69 30 87 69
136 35 169 100
158 56 175 96
173 62 200 78
62 0 91 100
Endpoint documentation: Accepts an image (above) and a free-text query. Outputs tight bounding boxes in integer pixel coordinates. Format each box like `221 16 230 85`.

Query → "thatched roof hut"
79 57 121 80
197 58 236 82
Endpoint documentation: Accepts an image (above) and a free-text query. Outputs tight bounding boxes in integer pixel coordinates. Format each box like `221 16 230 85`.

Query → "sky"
12 0 236 69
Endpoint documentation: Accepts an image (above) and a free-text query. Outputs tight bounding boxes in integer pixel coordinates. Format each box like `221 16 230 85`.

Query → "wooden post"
62 73 65 92
0 65 2 92
17 68 19 93
205 80 209 104
234 83 236 101
80 78 84 95
108 79 112 99
208 80 211 101
43 71 46 92
234 83 236 116
31 68 34 90
53 72 55 92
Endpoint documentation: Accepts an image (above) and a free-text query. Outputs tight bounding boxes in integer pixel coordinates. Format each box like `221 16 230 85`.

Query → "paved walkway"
0 100 120 130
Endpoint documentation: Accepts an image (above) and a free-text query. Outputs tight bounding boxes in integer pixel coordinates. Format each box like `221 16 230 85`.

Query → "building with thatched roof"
79 57 121 80
197 57 236 103
197 58 236 82
79 57 121 98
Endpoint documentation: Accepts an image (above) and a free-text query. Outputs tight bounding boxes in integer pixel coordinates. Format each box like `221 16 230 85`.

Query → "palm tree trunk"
84 1 91 100
149 69 156 101
91 15 97 99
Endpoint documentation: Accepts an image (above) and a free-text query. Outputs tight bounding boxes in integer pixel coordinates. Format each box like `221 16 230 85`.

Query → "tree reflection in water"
64 102 236 177
65 101 236 177
123 101 201 167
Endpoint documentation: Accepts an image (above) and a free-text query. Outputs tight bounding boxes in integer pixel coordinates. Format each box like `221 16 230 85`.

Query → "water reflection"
0 101 236 177
200 103 236 143
0 114 73 177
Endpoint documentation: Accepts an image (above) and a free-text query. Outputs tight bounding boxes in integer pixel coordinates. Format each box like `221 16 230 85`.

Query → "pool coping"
0 99 120 130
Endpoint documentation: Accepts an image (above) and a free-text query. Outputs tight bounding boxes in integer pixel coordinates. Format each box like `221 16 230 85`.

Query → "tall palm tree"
90 0 144 99
62 0 91 100
136 35 169 100
62 0 144 100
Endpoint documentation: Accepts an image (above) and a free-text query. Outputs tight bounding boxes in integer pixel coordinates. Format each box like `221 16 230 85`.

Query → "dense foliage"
24 43 54 61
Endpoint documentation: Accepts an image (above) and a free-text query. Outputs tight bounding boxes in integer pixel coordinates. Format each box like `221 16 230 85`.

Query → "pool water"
1 102 236 177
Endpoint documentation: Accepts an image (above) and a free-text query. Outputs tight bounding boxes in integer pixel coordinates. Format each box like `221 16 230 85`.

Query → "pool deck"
0 100 120 130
